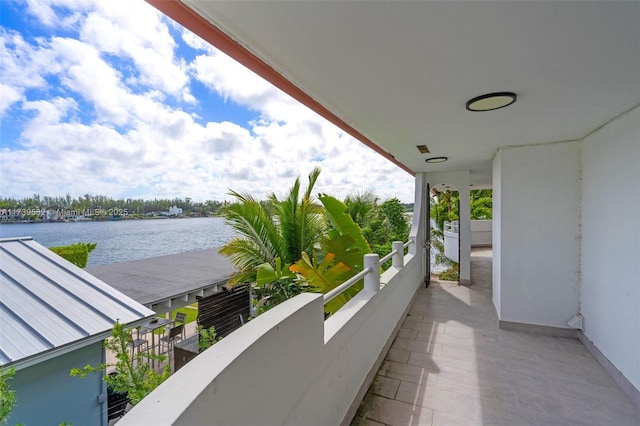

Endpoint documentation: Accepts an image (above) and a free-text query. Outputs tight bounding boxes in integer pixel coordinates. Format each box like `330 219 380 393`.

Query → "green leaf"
319 195 371 257
256 258 295 286
290 252 351 294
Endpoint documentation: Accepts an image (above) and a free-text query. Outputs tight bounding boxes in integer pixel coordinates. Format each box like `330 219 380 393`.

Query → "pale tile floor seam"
352 248 640 426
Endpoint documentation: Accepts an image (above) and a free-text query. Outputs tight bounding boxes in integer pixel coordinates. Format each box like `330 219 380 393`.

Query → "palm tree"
470 189 492 220
343 190 378 229
217 167 325 286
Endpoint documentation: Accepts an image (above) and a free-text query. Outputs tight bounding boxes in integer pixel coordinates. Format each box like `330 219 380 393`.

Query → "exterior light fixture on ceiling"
425 156 448 163
466 92 517 112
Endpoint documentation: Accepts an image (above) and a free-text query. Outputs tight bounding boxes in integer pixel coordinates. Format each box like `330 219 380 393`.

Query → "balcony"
353 248 639 425
120 226 425 425
119 242 638 425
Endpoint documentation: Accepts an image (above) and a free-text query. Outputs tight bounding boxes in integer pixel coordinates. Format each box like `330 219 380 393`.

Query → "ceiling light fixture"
416 145 430 154
466 92 517 112
425 156 448 163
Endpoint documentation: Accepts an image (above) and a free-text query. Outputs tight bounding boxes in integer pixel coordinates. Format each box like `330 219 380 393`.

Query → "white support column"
392 241 404 268
364 254 380 293
458 179 471 285
409 172 426 257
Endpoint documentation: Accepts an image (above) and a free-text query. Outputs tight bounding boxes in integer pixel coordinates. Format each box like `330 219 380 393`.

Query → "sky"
0 0 415 203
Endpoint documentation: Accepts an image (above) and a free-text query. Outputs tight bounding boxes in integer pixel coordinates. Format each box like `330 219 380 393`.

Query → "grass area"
150 304 198 335
172 304 198 324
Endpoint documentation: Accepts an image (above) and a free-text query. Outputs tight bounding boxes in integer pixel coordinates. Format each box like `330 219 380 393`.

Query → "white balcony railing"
119 236 424 426
444 220 460 263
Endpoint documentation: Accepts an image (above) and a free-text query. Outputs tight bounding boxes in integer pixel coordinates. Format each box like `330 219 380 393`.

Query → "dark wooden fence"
197 285 250 338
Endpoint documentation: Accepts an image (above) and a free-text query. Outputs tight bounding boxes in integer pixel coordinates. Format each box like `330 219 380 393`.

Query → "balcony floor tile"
352 248 640 426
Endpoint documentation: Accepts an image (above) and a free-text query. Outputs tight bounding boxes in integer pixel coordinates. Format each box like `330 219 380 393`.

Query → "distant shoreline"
0 215 217 225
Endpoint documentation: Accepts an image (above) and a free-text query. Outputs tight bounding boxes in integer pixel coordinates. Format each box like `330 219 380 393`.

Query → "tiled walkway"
353 248 639 426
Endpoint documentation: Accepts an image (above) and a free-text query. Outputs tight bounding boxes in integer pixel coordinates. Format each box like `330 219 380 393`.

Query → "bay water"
0 217 236 267
1 217 444 271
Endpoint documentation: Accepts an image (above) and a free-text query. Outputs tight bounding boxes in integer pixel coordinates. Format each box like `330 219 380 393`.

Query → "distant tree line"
0 194 228 217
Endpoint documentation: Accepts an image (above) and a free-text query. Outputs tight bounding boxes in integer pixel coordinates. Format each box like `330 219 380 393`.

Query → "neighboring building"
169 206 183 216
0 237 155 425
86 248 235 315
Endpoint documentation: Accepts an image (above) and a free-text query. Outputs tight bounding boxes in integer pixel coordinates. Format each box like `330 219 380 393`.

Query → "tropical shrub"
291 195 372 314
219 169 411 314
343 190 378 229
70 321 170 406
49 242 97 268
217 167 325 287
197 326 220 352
0 367 16 425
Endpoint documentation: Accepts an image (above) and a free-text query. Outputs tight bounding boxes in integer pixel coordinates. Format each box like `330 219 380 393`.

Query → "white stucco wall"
493 141 581 328
444 229 459 263
471 220 492 246
492 151 502 314
580 107 640 391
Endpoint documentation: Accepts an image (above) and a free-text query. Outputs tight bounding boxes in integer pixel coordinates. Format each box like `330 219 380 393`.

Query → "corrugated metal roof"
0 237 155 368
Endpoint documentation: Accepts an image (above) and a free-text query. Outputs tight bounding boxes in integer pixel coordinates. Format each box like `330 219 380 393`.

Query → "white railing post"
364 254 380 293
392 241 404 268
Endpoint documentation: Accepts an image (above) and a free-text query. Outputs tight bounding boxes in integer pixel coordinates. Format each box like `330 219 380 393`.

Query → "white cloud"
0 29 57 114
0 29 49 89
188 45 317 125
1 0 415 204
23 0 64 28
0 84 23 116
79 2 192 101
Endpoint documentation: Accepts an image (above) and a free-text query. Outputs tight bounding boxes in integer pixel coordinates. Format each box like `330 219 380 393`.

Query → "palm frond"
218 194 285 269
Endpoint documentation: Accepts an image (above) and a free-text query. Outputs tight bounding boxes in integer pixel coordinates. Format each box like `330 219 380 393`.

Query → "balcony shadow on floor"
352 248 640 426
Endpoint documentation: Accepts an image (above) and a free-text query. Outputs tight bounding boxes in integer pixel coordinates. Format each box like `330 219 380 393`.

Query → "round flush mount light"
466 92 517 112
425 156 448 163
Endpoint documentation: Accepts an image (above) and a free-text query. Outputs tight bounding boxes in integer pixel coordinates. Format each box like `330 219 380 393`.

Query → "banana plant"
291 195 372 314
254 258 306 313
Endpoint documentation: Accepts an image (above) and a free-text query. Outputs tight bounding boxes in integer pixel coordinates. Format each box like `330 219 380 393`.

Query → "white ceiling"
180 0 640 186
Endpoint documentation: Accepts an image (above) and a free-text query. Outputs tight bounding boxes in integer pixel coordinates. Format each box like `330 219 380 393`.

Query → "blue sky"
0 0 414 203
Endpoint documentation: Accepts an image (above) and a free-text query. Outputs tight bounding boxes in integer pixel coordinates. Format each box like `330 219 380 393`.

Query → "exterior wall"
471 220 492 246
10 342 106 426
494 141 581 328
492 151 502 314
580 106 640 392
444 229 459 263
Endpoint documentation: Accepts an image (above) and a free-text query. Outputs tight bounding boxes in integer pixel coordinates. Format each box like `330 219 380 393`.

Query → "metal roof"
86 248 236 311
0 237 155 369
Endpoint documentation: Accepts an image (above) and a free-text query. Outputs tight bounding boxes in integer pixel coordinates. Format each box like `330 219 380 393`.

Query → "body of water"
1 217 448 271
0 218 236 267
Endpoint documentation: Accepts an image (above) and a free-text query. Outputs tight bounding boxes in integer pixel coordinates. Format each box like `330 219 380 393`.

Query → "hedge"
49 242 97 268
